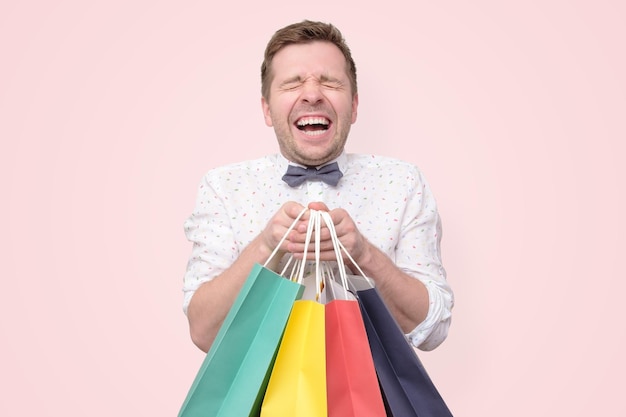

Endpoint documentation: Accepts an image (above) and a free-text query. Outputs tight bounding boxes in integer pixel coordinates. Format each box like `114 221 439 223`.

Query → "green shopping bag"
178 210 307 417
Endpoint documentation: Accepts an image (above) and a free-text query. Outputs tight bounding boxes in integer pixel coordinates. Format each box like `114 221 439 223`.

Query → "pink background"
2 1 624 415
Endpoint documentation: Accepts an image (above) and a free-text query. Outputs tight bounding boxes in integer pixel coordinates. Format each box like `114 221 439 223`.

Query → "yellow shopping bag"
260 299 327 417
261 210 327 417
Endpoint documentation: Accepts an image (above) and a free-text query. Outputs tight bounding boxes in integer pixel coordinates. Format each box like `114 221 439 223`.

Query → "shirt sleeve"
395 169 454 351
181 173 238 315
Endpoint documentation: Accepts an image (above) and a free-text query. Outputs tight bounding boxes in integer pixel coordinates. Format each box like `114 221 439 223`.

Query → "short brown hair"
261 20 357 99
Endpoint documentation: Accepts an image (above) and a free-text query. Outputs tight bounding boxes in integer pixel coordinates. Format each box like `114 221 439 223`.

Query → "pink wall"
2 1 624 415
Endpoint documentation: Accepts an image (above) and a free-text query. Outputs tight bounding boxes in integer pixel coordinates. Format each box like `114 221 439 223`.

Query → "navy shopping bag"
349 276 454 417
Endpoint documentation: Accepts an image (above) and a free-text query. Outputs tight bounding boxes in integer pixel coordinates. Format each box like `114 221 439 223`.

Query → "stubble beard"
279 135 346 167
275 112 352 167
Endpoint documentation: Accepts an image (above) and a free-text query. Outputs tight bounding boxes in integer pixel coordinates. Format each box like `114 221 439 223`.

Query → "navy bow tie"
282 162 343 187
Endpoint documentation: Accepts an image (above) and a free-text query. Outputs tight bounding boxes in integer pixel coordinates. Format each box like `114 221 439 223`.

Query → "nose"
300 79 324 105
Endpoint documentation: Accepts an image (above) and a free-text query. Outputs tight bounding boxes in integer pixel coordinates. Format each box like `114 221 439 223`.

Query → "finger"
284 201 307 219
295 219 332 235
287 238 337 253
330 209 359 237
329 208 348 224
308 201 330 212
299 250 344 262
289 226 334 244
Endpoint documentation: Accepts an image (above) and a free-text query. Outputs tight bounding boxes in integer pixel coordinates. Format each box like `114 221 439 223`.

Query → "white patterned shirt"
183 152 454 350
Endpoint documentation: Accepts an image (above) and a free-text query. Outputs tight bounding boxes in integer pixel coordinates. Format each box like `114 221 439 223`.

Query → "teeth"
297 117 329 126
302 129 326 136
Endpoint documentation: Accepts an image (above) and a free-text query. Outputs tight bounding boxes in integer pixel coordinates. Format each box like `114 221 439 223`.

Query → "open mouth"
295 117 330 136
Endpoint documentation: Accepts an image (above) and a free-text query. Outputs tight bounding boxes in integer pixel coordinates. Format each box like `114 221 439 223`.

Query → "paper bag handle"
263 207 308 268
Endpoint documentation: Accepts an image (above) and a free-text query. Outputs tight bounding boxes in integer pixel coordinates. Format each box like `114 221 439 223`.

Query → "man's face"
262 41 358 167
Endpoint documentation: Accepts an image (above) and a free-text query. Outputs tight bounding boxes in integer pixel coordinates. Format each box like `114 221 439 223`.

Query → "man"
183 20 453 353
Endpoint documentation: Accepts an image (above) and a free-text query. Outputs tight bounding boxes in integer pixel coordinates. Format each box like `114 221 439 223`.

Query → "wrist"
244 236 273 263
353 243 392 286
252 235 285 271
348 240 375 273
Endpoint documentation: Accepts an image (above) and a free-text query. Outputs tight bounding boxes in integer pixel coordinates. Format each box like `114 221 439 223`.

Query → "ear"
351 93 359 124
261 97 273 127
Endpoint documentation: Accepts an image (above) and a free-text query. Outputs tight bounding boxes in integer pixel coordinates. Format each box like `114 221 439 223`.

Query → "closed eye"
279 76 304 91
322 81 343 89
320 75 344 90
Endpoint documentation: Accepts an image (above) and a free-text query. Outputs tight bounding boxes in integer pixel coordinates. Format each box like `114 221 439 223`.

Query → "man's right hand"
259 201 307 265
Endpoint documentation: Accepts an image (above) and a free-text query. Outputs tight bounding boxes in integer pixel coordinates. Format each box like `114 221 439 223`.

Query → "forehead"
270 41 348 81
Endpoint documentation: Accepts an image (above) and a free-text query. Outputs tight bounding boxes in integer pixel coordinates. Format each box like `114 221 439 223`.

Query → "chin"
281 136 343 166
298 153 338 167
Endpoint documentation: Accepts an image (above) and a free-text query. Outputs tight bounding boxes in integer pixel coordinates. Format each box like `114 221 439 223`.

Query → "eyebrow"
279 76 303 87
319 74 343 84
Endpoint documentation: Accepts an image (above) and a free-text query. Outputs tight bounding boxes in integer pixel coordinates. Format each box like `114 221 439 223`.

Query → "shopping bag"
319 212 386 417
349 276 454 417
325 298 386 417
260 299 327 417
178 210 307 417
261 210 327 417
178 265 303 417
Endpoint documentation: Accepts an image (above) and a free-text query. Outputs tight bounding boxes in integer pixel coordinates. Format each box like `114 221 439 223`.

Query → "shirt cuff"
405 281 453 350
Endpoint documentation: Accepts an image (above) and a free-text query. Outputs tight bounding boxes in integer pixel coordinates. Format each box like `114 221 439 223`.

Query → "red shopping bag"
325 298 386 417
319 212 386 417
